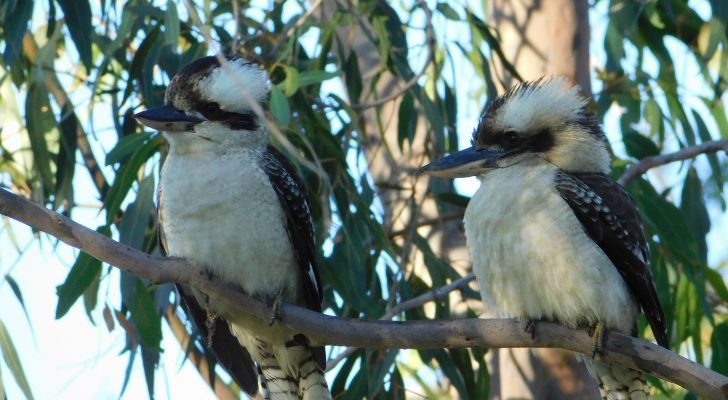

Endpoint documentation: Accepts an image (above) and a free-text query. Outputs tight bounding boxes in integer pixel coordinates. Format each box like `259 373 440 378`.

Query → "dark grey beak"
417 146 506 178
134 105 205 132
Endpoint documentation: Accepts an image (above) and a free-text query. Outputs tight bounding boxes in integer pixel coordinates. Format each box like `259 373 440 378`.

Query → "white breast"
464 161 638 333
159 148 300 302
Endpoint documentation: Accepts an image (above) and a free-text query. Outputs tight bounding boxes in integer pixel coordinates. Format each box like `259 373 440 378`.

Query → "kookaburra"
418 77 668 400
134 56 330 400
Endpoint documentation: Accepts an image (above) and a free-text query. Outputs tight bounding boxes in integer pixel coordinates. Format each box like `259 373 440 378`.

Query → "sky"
1 1 726 399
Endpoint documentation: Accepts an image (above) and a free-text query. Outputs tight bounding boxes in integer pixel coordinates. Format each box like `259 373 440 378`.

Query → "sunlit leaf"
0 319 34 400
24 82 55 199
281 65 300 96
298 70 339 87
270 85 291 125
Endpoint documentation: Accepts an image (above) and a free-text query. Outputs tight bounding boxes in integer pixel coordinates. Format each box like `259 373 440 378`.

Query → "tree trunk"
486 1 599 399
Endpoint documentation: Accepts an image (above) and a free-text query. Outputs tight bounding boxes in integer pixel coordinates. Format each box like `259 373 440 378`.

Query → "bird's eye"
504 131 520 146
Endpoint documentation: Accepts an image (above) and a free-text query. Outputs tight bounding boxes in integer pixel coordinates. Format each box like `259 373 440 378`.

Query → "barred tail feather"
274 340 331 400
584 357 650 400
249 336 330 400
259 360 299 400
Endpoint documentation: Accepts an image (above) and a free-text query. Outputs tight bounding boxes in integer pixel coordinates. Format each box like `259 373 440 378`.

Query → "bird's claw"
268 289 284 326
588 321 605 358
524 319 537 340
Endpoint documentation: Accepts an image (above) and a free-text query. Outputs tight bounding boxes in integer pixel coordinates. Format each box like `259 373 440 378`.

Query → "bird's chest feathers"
464 163 636 331
160 150 298 298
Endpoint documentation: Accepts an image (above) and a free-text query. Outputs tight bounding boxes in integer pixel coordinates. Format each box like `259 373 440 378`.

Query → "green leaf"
163 0 179 48
55 250 103 319
436 3 460 20
83 269 101 323
397 92 417 149
4 276 33 332
25 82 56 199
628 179 700 264
2 0 34 67
129 280 162 348
119 174 155 250
344 52 362 102
140 345 159 398
270 85 290 126
106 131 154 165
681 168 710 263
282 65 300 96
297 70 340 88
623 132 660 159
467 11 522 82
0 319 34 400
54 103 78 209
57 0 93 71
103 136 162 223
643 98 663 136
691 110 724 190
711 323 728 375
705 267 728 304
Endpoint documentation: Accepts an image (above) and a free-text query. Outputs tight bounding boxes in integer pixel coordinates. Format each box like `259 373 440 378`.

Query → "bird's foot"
268 289 284 327
588 321 605 358
205 310 218 347
524 319 537 340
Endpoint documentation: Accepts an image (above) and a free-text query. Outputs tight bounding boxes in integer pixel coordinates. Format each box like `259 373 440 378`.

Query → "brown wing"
555 171 668 348
157 185 260 394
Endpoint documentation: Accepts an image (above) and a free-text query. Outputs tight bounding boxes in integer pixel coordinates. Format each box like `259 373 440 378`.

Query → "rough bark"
486 1 598 398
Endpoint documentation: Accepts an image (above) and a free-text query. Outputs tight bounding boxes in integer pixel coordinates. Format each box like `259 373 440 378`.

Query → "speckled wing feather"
555 171 668 348
260 144 325 368
157 185 260 395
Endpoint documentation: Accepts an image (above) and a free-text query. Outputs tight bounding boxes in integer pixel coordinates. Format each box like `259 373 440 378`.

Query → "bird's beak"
134 105 205 132
417 146 506 178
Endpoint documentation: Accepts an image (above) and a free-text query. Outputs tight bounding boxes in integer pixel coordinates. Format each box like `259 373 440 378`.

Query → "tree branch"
1 187 727 399
618 139 728 186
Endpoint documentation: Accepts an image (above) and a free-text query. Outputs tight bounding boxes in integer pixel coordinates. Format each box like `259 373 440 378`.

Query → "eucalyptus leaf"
0 320 34 400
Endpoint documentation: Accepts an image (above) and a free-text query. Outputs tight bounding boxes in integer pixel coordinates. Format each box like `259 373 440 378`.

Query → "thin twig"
231 0 241 55
350 1 435 110
2 189 727 399
618 139 728 186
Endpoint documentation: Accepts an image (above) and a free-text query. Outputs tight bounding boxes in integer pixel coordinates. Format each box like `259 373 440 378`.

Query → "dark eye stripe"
197 101 258 131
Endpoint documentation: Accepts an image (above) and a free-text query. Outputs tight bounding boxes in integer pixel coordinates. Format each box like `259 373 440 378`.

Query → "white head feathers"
494 77 588 134
198 58 270 114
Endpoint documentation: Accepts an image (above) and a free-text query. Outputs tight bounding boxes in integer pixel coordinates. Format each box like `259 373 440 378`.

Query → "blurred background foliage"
0 0 726 399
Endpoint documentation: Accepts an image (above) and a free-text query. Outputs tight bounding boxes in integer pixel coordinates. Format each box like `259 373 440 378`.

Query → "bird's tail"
584 357 650 400
256 339 330 400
